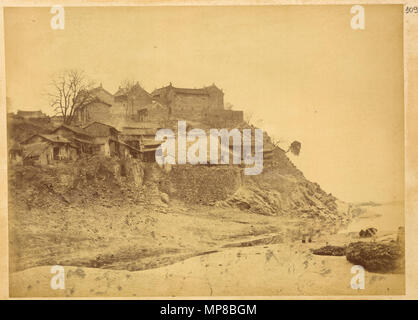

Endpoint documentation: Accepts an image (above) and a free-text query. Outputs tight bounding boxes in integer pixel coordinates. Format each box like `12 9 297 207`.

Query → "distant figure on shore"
300 218 322 243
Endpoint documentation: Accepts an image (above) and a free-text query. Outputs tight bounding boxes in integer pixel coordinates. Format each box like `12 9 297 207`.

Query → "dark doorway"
53 147 60 160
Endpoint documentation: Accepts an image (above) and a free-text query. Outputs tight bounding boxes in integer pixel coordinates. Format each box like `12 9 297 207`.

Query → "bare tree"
119 79 139 118
244 111 265 129
48 69 94 125
270 135 285 148
244 111 254 125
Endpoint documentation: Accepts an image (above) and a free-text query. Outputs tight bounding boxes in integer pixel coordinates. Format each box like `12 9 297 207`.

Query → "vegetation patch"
312 245 346 256
346 241 404 273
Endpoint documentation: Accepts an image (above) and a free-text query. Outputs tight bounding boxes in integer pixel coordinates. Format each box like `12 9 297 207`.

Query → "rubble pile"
9 146 347 226
218 149 346 224
8 156 149 211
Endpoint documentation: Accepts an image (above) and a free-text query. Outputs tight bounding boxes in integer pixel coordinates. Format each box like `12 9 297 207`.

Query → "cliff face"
223 147 339 216
218 149 346 224
221 167 340 218
152 146 348 225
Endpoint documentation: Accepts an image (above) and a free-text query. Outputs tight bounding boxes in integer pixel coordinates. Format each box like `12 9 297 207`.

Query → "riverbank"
9 203 404 297
10 240 404 297
9 200 321 273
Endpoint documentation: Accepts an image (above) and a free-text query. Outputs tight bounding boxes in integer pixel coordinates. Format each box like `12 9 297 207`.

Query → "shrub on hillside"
346 241 404 273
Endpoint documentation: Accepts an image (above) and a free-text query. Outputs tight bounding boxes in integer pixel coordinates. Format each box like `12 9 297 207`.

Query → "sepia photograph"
0 2 411 299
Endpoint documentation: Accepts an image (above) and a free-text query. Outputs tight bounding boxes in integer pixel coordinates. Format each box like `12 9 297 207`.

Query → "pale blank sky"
4 5 404 203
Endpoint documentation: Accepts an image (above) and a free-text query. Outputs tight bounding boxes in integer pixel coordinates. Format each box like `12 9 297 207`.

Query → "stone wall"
206 110 244 126
173 93 210 110
206 86 224 110
138 102 169 123
75 102 111 125
161 165 242 204
171 94 208 121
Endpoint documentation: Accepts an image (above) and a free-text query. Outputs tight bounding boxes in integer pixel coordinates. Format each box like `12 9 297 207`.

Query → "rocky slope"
9 142 349 233
217 148 348 229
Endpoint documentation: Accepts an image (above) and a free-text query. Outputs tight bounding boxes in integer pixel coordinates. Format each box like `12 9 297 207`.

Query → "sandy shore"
9 203 405 297
10 241 404 297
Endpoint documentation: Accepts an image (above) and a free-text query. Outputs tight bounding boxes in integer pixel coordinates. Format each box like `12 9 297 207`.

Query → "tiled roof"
90 85 114 97
76 96 111 107
54 124 92 137
151 83 222 96
83 121 119 132
38 134 71 144
21 133 72 145
91 97 112 106
89 86 115 105
121 127 157 136
73 137 96 145
114 83 153 99
172 87 209 95
142 139 162 146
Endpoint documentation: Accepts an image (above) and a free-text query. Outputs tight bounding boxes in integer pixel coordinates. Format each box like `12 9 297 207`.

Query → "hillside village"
9 80 368 285
7 80 341 222
7 82 269 166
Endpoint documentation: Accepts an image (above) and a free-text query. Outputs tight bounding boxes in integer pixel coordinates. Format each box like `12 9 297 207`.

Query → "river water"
338 202 404 236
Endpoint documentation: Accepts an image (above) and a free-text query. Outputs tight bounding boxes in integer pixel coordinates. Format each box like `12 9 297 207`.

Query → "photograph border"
0 0 416 300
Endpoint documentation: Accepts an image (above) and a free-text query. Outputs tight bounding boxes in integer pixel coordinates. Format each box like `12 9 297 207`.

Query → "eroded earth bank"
8 148 404 296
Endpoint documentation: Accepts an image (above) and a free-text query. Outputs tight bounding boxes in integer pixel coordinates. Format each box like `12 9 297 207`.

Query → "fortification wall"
75 102 111 125
161 165 243 204
205 110 244 127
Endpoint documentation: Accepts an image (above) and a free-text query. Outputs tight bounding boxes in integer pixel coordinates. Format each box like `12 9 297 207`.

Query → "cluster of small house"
9 82 250 166
70 82 243 128
9 122 161 165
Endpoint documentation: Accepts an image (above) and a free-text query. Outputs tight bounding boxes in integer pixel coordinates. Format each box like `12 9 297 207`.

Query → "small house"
51 124 95 154
120 127 158 150
73 85 114 126
114 82 153 119
83 122 120 157
140 138 161 162
9 142 23 165
21 134 78 165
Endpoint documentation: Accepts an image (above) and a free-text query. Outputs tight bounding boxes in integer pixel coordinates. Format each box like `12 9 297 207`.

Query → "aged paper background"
0 0 417 299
